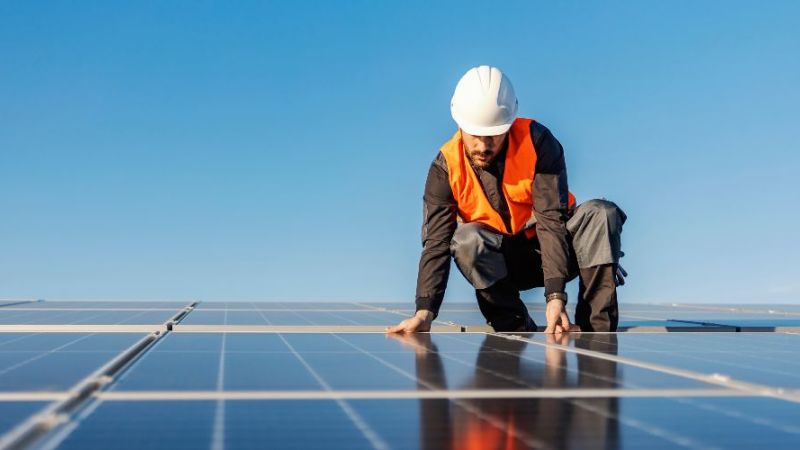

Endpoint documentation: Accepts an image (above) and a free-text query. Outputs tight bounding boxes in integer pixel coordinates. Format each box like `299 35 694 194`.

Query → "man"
387 65 627 334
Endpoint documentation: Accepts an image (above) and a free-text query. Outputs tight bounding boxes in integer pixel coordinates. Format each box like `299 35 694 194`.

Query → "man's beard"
468 150 496 169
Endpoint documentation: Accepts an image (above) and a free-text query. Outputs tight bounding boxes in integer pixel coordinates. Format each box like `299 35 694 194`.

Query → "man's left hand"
544 299 580 334
615 264 628 287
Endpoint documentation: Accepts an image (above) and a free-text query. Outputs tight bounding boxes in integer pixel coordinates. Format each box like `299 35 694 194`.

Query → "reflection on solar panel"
0 300 797 449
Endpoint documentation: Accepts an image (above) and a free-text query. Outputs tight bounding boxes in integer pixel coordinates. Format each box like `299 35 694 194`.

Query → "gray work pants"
450 199 627 332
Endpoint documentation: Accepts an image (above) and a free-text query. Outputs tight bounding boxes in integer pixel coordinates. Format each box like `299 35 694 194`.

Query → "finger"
385 322 406 334
544 322 555 334
560 312 571 327
554 324 564 334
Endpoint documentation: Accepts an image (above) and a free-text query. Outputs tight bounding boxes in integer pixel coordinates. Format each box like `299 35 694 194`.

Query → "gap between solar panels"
0 301 197 450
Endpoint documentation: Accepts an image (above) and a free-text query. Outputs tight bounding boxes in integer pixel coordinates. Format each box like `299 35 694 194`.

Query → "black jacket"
415 121 571 316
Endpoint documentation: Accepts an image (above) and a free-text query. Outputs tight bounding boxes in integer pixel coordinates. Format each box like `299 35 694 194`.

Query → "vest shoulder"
529 120 552 142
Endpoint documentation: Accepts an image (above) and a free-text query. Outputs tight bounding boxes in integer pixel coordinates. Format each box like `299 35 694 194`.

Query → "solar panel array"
0 300 798 449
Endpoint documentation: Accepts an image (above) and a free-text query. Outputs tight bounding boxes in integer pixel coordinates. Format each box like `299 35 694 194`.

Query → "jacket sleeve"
531 122 571 296
415 154 457 317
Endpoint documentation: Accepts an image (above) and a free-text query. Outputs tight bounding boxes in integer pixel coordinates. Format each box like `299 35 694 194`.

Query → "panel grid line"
273 332 389 450
210 331 227 450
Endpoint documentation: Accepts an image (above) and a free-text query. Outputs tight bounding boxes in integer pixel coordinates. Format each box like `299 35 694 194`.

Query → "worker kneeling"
387 66 627 335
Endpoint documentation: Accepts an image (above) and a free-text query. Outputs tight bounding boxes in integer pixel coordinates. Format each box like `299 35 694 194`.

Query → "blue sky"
1 1 798 304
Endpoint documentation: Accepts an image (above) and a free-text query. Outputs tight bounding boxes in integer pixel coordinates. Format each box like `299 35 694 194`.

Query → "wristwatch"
545 292 568 305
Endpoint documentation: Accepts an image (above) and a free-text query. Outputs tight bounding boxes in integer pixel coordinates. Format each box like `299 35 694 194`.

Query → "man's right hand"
386 310 434 333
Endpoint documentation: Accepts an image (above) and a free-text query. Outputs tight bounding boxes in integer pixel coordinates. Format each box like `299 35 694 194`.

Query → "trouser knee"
450 223 507 289
568 199 627 268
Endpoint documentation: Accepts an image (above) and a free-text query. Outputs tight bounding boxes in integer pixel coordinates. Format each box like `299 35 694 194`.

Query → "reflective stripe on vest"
439 117 576 237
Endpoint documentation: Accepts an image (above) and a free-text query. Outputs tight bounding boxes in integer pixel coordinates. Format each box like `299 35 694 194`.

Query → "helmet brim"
456 121 513 137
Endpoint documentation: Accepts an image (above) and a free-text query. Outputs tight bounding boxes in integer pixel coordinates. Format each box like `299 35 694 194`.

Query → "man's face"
461 130 508 169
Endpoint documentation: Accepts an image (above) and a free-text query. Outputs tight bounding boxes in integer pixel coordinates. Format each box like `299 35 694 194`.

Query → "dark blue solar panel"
7 302 800 450
658 311 800 328
42 400 215 449
108 333 717 392
0 301 187 309
524 332 800 388
41 396 800 449
0 310 176 325
618 320 730 330
0 333 144 391
194 301 371 310
178 310 408 326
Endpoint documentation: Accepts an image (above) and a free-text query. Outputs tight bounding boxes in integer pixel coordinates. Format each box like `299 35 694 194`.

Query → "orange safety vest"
439 117 576 239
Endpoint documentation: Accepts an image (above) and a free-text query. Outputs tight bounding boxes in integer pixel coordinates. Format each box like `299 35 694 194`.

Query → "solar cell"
0 333 144 391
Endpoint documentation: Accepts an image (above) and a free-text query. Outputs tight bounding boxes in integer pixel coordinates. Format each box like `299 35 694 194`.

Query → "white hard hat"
450 65 518 136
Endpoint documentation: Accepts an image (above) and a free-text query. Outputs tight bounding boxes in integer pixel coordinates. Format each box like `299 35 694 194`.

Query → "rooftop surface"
0 300 798 449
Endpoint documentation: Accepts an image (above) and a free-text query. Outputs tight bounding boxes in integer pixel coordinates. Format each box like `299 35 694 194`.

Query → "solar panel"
194 301 380 310
0 301 798 450
520 332 800 389
106 332 719 392
37 396 800 449
0 301 189 309
178 310 408 326
0 333 145 391
0 310 180 325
